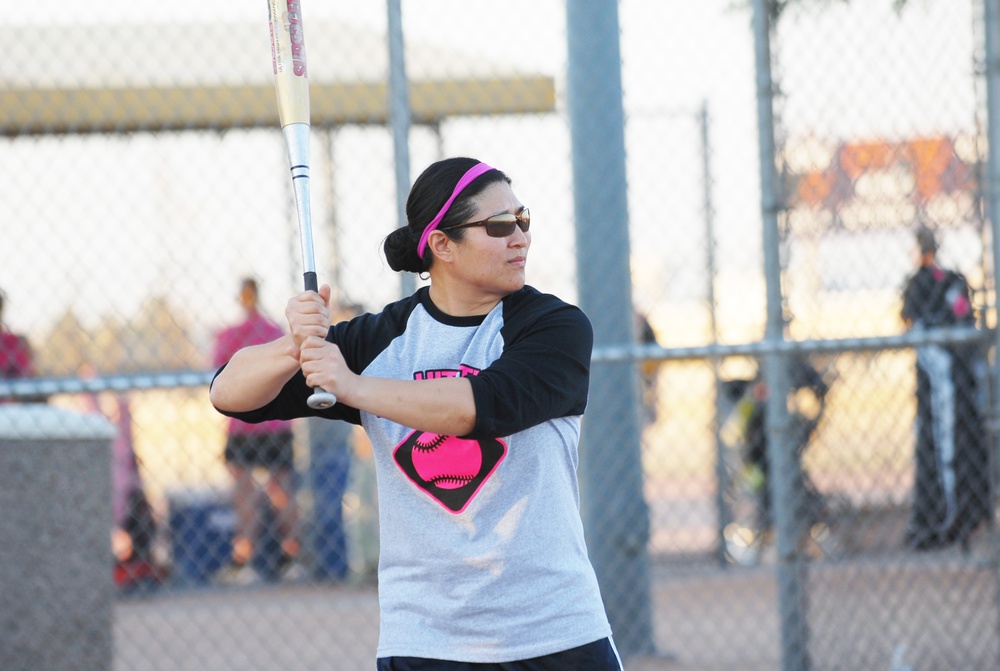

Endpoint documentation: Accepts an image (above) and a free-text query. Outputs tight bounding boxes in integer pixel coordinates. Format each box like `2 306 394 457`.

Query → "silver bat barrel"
282 121 336 410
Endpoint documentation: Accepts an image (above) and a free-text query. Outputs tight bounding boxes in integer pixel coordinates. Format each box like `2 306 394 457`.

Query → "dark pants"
377 637 622 671
310 442 352 579
907 344 991 549
308 418 354 580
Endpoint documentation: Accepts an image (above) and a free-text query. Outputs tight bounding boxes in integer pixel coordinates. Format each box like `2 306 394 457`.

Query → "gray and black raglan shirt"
216 285 612 662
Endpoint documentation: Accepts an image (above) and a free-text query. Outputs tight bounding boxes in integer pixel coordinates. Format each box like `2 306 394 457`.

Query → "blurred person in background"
307 300 366 582
213 277 300 581
78 363 163 591
0 288 34 388
718 353 829 548
634 310 659 429
901 226 990 550
211 157 621 670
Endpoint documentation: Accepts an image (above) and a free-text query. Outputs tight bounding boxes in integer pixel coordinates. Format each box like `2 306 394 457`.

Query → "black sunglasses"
440 207 530 238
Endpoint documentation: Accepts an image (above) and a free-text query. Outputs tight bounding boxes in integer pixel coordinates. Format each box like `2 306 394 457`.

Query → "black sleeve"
211 363 362 425
210 296 417 427
466 293 593 439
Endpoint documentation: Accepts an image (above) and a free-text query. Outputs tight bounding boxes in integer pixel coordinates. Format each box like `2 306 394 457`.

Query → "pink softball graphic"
393 429 506 513
411 432 483 490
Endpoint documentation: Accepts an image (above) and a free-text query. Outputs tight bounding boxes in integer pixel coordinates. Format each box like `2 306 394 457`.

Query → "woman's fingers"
286 291 330 348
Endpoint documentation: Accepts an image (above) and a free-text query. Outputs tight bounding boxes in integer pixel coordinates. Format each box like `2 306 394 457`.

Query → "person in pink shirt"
0 289 34 402
213 278 299 579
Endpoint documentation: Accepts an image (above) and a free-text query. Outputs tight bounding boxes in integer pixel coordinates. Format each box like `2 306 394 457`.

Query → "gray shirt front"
218 286 612 662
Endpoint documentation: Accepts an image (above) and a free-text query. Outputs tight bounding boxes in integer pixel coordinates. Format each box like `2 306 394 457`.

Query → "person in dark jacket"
901 227 990 550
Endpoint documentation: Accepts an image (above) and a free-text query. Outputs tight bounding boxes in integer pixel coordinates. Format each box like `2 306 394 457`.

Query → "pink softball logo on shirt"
393 431 507 513
412 433 481 489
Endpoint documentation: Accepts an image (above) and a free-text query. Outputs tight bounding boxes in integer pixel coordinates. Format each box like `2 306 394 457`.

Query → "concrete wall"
0 404 115 671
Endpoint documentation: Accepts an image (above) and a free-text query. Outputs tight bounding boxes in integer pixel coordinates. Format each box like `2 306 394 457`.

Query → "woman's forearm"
209 334 301 413
347 376 477 437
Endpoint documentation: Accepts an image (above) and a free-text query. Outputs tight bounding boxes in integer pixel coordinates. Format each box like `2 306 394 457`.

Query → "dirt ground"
114 540 999 671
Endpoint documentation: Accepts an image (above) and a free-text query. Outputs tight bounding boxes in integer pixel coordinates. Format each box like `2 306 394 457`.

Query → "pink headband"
416 162 495 259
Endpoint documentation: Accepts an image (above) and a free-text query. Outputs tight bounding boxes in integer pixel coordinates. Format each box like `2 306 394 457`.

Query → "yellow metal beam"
0 75 556 136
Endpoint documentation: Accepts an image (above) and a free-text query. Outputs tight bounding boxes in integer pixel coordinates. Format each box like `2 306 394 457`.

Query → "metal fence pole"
700 102 731 567
750 1 810 670
981 0 1000 644
387 0 414 299
322 129 344 305
565 0 656 658
700 102 719 349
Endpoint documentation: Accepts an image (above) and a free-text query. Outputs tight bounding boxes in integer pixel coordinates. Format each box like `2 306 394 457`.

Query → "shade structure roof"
1 20 556 135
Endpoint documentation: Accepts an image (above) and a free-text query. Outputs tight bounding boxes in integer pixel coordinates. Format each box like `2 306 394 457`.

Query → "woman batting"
210 157 622 670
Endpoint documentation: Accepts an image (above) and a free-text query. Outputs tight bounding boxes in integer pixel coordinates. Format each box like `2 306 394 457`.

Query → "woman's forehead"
470 181 519 214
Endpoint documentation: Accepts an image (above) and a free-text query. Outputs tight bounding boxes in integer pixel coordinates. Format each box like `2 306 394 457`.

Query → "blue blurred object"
251 500 288 582
167 490 234 586
308 417 353 581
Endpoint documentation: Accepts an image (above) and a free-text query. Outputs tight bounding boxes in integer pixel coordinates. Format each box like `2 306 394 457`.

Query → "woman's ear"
427 230 454 263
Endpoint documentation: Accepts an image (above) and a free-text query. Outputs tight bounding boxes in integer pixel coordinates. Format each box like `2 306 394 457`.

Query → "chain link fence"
1 1 998 670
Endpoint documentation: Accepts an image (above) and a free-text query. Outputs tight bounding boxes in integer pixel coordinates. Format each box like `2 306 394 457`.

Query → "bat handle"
302 270 337 409
307 389 337 410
